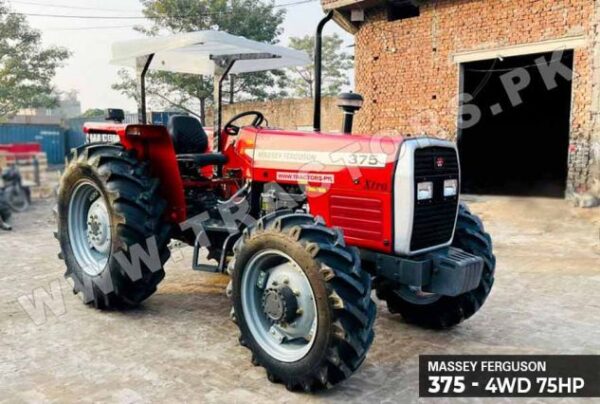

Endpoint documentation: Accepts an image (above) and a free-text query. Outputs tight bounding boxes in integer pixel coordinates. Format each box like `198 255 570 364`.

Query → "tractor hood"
238 128 407 253
248 129 405 172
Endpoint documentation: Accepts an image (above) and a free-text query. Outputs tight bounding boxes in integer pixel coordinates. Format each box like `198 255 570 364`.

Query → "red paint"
83 122 186 223
83 122 405 253
0 143 42 154
330 195 384 242
242 128 404 253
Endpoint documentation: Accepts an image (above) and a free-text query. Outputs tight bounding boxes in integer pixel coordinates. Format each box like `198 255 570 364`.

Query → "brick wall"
351 0 597 193
205 97 344 132
587 0 600 194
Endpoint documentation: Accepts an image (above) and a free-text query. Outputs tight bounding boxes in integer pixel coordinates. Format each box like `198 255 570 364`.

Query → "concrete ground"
0 196 598 403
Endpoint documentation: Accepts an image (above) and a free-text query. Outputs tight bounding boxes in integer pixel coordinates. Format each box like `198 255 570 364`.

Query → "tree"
287 33 352 98
112 0 286 122
81 109 105 118
0 1 70 118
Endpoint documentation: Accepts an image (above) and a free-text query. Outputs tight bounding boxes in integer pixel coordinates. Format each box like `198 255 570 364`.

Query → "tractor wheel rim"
241 249 317 363
394 286 441 305
68 181 111 276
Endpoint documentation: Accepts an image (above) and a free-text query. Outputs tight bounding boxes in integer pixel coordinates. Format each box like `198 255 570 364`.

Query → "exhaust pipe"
313 11 334 132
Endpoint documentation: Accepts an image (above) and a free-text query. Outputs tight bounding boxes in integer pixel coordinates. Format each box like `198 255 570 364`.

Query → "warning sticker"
276 172 335 184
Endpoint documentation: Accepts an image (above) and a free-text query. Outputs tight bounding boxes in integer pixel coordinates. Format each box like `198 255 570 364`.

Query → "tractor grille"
330 195 383 241
410 146 459 251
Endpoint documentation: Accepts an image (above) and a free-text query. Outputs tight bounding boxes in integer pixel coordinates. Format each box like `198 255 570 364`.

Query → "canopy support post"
136 54 155 124
213 58 236 176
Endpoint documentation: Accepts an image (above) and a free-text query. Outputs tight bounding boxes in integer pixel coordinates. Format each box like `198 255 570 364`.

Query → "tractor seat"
167 115 228 168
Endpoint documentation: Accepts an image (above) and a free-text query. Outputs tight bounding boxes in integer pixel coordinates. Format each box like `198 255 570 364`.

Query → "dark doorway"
458 50 573 197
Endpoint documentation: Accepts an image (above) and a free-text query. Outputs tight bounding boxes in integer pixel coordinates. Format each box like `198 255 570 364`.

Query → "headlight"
444 179 458 197
417 181 433 200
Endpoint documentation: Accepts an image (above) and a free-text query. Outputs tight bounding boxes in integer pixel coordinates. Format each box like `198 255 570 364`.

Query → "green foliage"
0 1 70 117
81 108 105 118
287 33 352 98
112 0 287 120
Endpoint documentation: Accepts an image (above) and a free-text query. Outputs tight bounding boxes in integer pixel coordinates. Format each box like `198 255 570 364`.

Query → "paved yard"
0 196 598 403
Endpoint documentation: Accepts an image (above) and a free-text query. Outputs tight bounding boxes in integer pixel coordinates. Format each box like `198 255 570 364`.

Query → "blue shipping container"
0 124 66 165
151 111 184 126
66 116 104 152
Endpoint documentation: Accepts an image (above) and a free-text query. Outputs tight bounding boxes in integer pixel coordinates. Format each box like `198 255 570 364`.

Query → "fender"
83 122 186 223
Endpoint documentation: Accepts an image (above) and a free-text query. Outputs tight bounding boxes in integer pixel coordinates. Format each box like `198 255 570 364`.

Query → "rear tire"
376 203 495 329
56 144 171 309
230 210 376 391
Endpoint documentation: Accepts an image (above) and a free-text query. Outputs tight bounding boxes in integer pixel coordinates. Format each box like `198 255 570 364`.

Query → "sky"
7 0 353 112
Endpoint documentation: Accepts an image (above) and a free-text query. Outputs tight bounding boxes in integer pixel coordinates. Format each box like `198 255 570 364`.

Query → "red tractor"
56 16 495 392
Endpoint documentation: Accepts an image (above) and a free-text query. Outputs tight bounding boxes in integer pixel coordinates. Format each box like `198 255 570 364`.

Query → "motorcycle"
1 165 31 213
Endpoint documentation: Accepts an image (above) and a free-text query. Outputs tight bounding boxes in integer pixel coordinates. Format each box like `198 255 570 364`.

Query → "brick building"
322 0 599 198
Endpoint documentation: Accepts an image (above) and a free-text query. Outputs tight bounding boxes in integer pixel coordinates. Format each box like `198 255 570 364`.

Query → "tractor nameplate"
251 149 387 168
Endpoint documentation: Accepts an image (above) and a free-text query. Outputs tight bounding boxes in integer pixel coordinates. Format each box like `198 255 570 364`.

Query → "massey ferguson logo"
435 156 445 168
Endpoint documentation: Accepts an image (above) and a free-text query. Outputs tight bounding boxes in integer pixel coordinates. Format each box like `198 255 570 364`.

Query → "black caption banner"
419 355 600 397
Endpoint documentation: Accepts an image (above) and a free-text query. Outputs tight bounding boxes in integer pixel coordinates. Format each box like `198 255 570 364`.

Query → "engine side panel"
245 129 404 253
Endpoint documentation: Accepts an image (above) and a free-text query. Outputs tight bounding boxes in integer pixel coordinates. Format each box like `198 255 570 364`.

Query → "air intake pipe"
337 92 363 134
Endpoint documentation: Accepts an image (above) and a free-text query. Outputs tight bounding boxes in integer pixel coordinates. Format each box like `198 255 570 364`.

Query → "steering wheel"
223 111 266 135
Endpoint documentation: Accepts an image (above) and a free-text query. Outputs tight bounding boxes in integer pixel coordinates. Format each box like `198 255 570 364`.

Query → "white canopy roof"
111 30 310 76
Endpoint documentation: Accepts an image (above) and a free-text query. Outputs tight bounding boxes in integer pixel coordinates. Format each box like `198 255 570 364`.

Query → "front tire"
377 203 495 329
56 144 171 309
231 210 376 391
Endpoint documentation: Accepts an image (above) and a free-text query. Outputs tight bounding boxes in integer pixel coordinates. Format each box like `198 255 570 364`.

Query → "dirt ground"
0 195 598 403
